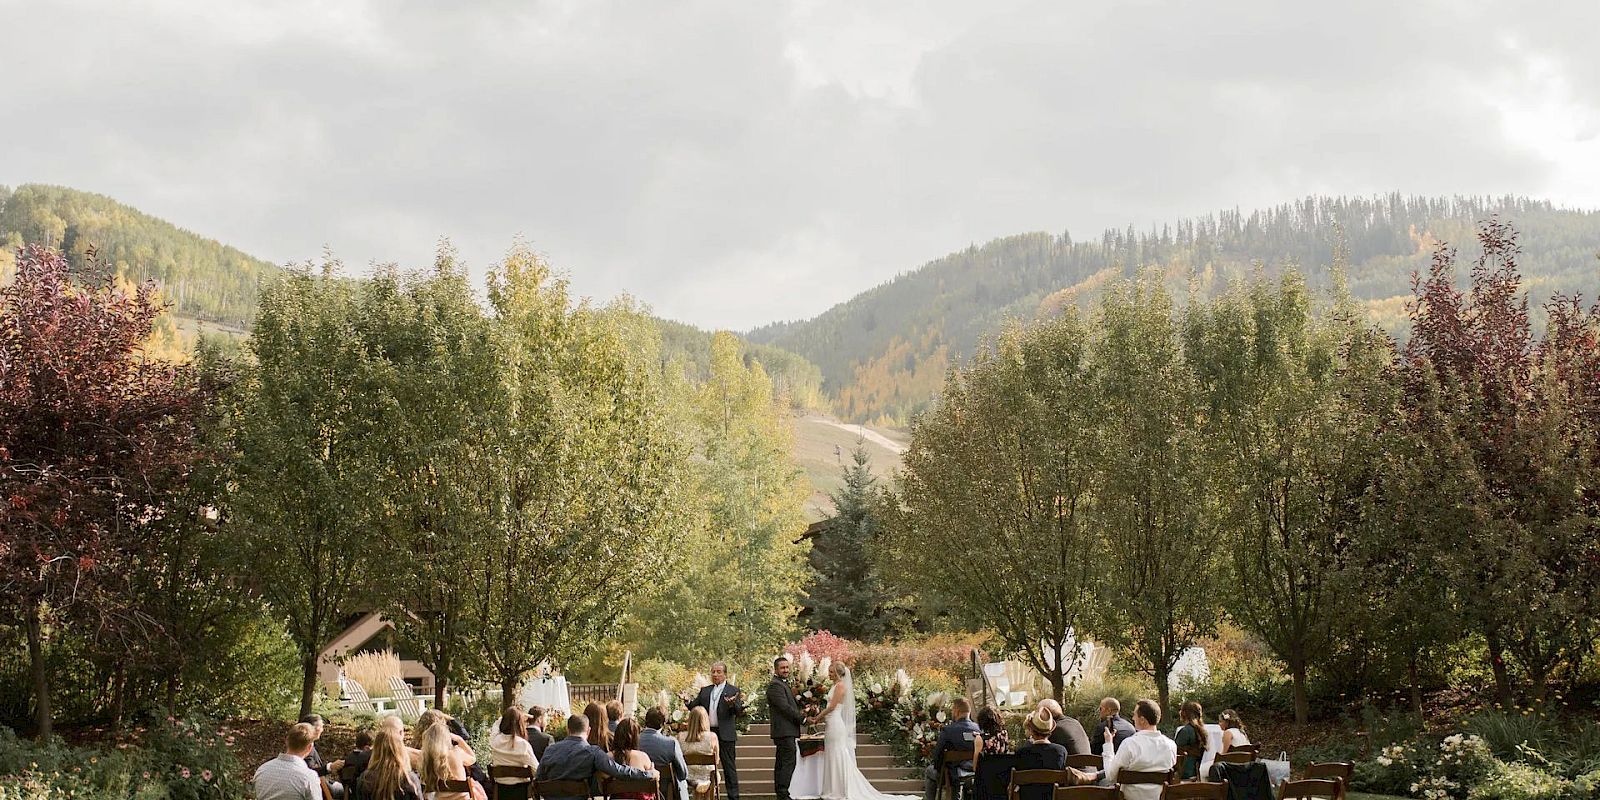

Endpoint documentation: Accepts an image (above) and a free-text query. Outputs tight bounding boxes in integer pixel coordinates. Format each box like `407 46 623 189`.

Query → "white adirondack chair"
338 673 388 715
388 676 426 722
1078 645 1113 686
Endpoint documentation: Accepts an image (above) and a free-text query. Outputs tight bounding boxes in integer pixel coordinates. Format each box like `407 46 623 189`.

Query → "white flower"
1376 757 1392 767
895 669 913 696
673 709 685 722
870 683 883 694
936 711 948 722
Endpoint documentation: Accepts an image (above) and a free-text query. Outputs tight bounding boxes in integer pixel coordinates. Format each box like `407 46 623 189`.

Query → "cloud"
2 0 1596 329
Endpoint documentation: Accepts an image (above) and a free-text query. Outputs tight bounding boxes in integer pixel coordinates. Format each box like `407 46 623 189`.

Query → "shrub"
787 631 854 666
0 714 243 799
1467 761 1578 800
341 650 402 698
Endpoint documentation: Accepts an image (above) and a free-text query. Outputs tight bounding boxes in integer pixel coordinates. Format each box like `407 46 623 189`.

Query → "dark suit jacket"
1014 741 1070 800
691 683 745 741
1049 717 1091 756
529 727 556 759
766 676 805 739
1089 715 1135 756
640 727 690 800
538 736 654 800
931 717 981 779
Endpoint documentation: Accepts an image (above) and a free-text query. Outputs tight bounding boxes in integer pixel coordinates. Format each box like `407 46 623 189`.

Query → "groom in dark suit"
690 662 746 800
766 656 806 800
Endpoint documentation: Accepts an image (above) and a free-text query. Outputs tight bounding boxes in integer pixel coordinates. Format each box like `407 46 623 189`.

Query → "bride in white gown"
814 662 918 800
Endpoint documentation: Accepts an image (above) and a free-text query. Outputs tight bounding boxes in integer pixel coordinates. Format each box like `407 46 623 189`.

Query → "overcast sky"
4 1 1599 329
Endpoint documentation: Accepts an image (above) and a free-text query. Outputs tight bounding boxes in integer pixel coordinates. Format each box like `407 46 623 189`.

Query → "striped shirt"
254 753 320 800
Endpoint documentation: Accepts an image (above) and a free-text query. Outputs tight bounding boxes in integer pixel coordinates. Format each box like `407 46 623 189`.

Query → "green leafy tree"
1183 272 1390 723
882 314 1104 700
806 445 895 641
1091 277 1220 711
466 246 687 705
227 263 390 718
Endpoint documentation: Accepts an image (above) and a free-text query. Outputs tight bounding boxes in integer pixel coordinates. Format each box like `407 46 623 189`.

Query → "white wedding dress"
819 668 918 800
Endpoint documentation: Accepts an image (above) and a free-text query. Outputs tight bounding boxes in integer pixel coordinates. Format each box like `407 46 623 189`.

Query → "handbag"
1261 752 1291 788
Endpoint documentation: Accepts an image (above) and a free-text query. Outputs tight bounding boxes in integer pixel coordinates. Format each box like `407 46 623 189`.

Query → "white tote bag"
1263 751 1292 787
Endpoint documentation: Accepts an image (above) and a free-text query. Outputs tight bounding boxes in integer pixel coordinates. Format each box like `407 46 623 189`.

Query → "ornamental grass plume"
344 650 403 697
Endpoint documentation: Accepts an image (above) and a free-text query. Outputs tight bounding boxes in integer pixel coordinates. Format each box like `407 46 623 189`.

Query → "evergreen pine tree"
806 444 893 641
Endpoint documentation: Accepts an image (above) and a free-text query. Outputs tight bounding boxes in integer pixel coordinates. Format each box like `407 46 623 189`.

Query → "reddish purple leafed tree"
0 244 207 738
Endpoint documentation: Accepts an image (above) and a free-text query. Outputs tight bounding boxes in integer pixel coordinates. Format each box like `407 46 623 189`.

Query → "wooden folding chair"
534 779 595 800
434 778 476 795
1304 764 1352 787
1009 769 1071 800
339 762 364 800
604 775 661 800
1066 754 1102 770
1056 787 1118 800
1215 752 1254 765
491 765 535 800
1232 745 1260 757
320 777 336 800
1175 745 1205 779
1116 770 1175 800
684 752 720 800
655 760 680 800
942 748 978 800
1161 782 1227 800
1277 779 1343 800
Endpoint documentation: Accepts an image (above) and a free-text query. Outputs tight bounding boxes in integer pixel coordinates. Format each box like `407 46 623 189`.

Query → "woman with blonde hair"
677 706 720 798
1218 709 1251 753
361 726 424 800
420 719 483 800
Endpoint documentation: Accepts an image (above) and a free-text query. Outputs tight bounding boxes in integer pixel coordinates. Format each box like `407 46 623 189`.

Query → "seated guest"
921 697 980 800
342 730 374 798
528 705 556 759
607 700 627 736
362 727 424 800
490 706 541 800
419 719 479 800
586 701 614 753
1038 699 1091 756
1089 698 1135 757
1218 710 1251 753
301 713 347 797
639 707 691 800
1099 700 1177 800
977 706 1010 756
539 714 658 800
1015 710 1097 796
254 722 321 800
1174 702 1210 780
611 719 658 800
379 716 423 771
677 707 721 799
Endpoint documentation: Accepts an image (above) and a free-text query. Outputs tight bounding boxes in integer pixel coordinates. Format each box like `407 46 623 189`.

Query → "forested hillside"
748 195 1600 423
652 317 827 411
0 184 277 328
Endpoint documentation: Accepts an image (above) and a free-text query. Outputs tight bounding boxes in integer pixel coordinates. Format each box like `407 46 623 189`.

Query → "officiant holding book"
691 662 747 800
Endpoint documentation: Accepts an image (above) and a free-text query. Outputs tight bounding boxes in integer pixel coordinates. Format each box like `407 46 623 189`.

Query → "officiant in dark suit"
766 657 806 800
690 662 746 800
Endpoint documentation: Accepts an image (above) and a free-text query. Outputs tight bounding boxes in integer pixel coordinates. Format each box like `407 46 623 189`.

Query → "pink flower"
180 767 191 778
202 769 214 781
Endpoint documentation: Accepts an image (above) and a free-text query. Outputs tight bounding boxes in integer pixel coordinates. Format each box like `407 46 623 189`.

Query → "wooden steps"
729 724 922 796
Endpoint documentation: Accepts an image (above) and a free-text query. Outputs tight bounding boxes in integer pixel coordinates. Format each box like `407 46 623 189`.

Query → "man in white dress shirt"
253 723 322 800
1100 699 1177 800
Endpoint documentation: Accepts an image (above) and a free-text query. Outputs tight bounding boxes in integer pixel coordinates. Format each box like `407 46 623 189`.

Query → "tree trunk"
26 602 52 740
111 663 127 725
166 672 181 714
299 653 319 720
1155 667 1171 714
1407 657 1424 719
1486 631 1512 706
502 675 521 710
434 676 448 710
1290 657 1309 725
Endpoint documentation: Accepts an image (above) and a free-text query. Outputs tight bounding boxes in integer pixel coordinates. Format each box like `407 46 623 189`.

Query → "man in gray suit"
640 707 690 800
537 715 658 800
766 656 806 800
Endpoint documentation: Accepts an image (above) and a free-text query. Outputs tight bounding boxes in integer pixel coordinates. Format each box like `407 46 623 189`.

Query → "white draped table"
516 676 571 716
788 740 828 800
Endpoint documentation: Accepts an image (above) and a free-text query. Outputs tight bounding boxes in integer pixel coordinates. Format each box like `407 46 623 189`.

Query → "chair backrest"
338 760 363 783
656 760 679 799
1304 764 1352 784
1277 779 1342 800
1081 648 1113 685
1065 754 1102 770
1009 769 1071 800
1161 782 1227 800
684 751 718 766
433 777 474 793
944 748 977 764
1056 787 1118 800
1175 744 1205 761
605 775 661 798
1233 744 1259 756
534 779 595 799
1116 770 1174 786
1216 751 1254 765
491 764 536 781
